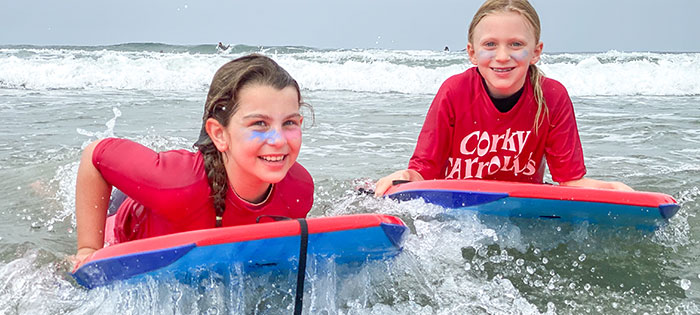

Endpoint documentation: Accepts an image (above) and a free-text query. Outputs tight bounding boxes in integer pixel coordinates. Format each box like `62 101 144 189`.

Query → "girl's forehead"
236 85 299 107
475 11 536 39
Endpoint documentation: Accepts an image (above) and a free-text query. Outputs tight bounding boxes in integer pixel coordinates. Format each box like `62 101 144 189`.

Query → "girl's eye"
251 121 268 127
484 42 496 47
511 42 524 47
284 120 300 127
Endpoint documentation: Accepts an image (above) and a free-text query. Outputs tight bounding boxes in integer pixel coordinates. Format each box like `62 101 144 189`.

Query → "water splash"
76 107 122 142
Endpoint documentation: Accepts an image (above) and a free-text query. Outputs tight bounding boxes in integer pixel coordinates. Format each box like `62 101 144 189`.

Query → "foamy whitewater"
1 43 699 314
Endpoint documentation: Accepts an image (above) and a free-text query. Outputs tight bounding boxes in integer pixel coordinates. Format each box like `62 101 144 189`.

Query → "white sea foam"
1 47 698 96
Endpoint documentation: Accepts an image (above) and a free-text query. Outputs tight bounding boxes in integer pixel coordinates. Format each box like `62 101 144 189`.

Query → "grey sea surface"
0 44 699 314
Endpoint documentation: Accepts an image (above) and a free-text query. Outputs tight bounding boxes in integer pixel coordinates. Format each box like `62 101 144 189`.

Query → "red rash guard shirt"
93 138 314 243
408 67 586 183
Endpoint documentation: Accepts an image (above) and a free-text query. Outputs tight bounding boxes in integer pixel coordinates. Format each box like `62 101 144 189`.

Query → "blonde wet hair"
468 0 548 133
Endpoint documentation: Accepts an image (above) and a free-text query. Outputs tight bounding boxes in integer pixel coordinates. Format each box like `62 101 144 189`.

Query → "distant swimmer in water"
444 46 450 52
217 42 231 51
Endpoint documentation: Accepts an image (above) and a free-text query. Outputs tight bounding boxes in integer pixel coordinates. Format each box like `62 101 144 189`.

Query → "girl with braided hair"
374 0 631 195
73 54 313 267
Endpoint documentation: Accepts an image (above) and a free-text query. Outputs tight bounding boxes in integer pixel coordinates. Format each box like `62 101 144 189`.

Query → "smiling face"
467 11 543 98
207 84 302 200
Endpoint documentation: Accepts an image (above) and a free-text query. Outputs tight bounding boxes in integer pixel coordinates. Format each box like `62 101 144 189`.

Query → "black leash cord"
294 219 309 315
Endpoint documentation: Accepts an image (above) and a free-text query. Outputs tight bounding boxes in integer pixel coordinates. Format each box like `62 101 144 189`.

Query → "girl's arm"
73 140 112 267
560 177 634 191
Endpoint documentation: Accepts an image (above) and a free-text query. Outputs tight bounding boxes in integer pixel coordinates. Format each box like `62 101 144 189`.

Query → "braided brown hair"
193 54 304 226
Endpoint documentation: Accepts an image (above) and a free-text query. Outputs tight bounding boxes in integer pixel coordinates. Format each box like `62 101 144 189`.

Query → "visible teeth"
261 155 284 162
493 68 513 72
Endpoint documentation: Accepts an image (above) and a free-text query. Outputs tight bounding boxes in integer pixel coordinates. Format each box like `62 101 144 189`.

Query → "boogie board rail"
384 179 679 228
72 214 407 289
385 179 676 208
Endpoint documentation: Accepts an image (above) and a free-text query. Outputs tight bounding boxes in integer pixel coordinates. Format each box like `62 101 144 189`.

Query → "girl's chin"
486 78 525 96
488 86 520 98
255 168 291 184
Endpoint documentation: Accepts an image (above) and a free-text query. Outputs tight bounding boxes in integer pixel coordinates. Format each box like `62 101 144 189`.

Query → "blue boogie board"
71 214 407 289
385 179 679 229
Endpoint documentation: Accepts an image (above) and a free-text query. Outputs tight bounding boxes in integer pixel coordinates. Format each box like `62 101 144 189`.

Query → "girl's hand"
560 177 634 191
374 169 424 197
603 181 634 191
70 247 98 271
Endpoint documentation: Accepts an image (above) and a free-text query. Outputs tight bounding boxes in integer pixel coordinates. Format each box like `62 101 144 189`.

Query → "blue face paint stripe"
478 50 529 62
249 130 281 143
478 50 496 61
511 50 529 62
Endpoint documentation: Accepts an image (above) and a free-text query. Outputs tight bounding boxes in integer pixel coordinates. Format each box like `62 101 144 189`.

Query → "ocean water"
0 43 699 314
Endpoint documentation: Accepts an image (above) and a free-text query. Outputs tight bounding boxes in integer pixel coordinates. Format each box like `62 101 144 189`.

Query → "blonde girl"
375 0 631 195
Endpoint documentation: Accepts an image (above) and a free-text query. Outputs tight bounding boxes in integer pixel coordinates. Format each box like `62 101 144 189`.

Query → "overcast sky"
2 0 698 53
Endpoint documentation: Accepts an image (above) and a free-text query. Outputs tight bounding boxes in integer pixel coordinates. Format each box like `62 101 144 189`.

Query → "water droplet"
578 254 586 261
516 258 525 266
526 266 535 274
542 257 549 264
680 279 691 290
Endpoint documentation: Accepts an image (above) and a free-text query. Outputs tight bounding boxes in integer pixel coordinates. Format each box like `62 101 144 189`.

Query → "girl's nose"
265 128 286 146
494 47 510 62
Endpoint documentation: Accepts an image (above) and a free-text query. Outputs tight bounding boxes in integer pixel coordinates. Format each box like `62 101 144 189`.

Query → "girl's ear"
205 118 229 152
531 41 544 64
467 43 478 65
